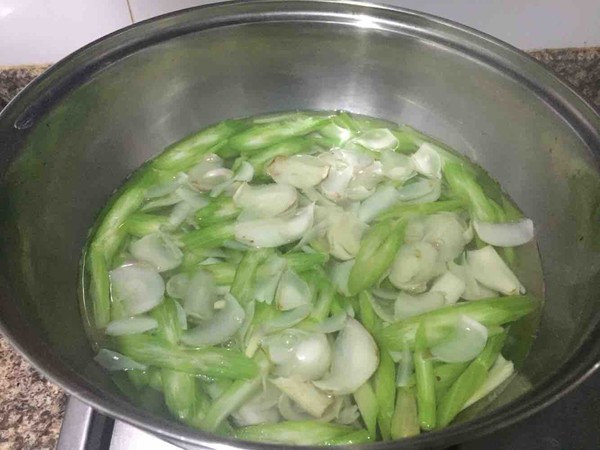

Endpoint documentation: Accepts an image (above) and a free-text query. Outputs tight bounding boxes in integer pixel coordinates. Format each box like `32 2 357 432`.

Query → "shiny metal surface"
0 1 599 449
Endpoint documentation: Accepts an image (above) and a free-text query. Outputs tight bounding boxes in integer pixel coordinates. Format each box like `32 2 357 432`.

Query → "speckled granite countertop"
0 48 599 449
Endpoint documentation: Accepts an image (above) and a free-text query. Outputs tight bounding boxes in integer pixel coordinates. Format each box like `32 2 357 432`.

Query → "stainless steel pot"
1 1 599 448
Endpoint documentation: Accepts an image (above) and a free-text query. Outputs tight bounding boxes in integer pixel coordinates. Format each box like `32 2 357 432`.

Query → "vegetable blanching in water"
83 110 539 445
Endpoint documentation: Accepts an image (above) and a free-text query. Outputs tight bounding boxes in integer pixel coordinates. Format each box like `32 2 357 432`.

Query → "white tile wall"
1 0 600 66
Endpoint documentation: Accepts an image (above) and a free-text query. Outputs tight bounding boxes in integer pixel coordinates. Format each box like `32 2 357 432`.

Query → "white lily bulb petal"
233 183 298 218
234 161 255 182
264 304 312 333
188 153 224 190
273 377 334 418
94 349 147 371
368 295 396 323
181 294 245 346
328 259 354 296
345 185 375 201
276 269 311 311
448 260 498 301
267 155 329 189
412 143 443 179
353 128 398 152
389 242 444 292
105 316 158 336
313 317 379 395
167 273 190 298
320 123 353 146
349 160 384 192
430 271 466 304
326 211 367 260
320 163 354 202
396 178 441 203
381 150 416 182
473 218 534 247
430 316 488 363
467 246 525 295
233 384 280 426
358 185 401 223
175 185 209 209
110 263 164 316
331 147 373 170
254 255 287 304
182 269 218 320
130 233 183 272
235 204 314 248
394 291 445 321
174 300 188 330
421 213 471 262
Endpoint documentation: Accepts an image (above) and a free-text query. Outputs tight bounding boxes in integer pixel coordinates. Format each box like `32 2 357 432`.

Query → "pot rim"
1 1 599 449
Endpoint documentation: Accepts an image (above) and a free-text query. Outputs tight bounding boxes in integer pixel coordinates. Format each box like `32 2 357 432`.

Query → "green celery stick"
180 222 235 251
247 137 312 174
353 382 378 439
437 332 507 427
377 199 465 222
319 429 372 445
391 387 420 439
348 218 407 295
413 323 436 430
88 245 111 329
151 297 183 345
195 197 239 226
201 353 269 431
161 369 198 421
231 249 273 304
153 120 246 171
434 362 470 399
379 295 536 351
284 251 329 273
118 335 258 379
229 115 331 152
234 421 353 445
443 162 499 222
310 277 336 322
125 213 168 237
358 291 380 335
375 349 397 440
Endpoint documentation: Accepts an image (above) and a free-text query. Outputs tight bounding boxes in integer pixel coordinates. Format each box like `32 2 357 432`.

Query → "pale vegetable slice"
467 246 525 295
234 161 255 183
353 128 398 152
411 143 443 179
430 316 488 363
110 263 165 316
369 295 396 323
473 218 534 247
396 178 441 203
320 163 354 202
276 269 312 311
263 304 312 333
331 147 373 170
233 183 298 218
313 318 379 395
358 185 401 223
188 153 229 191
94 349 147 371
328 259 354 296
145 172 189 199
273 377 334 418
233 383 281 426
463 355 514 409
174 300 188 330
166 273 189 299
254 255 287 304
381 150 415 182
264 331 332 382
420 213 471 262
235 204 314 248
105 316 158 336
320 123 353 146
267 155 329 189
430 271 466 305
388 242 444 292
181 294 245 346
181 269 218 320
394 291 445 321
129 233 183 272
448 259 498 301
326 211 367 260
